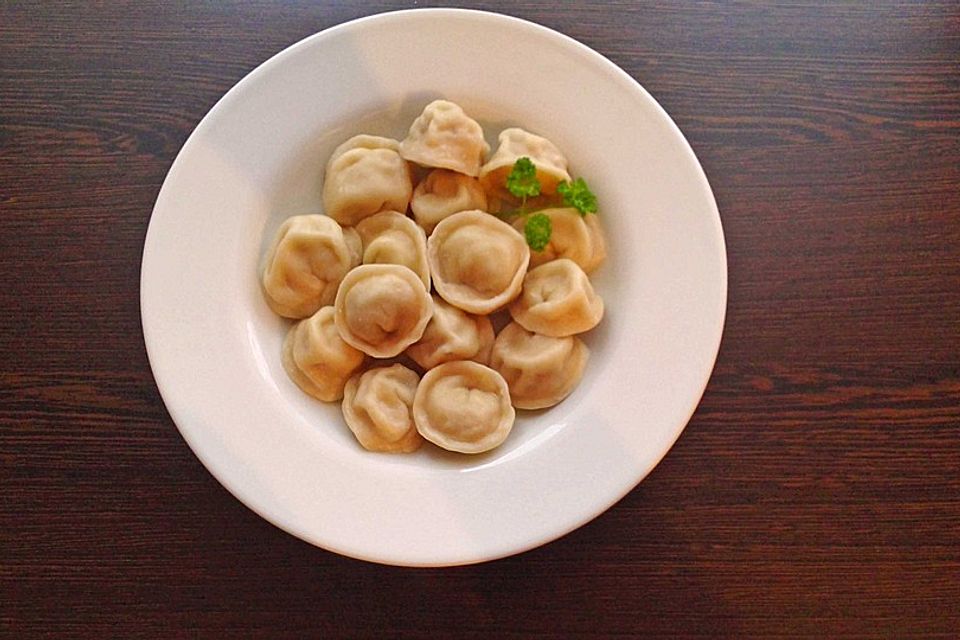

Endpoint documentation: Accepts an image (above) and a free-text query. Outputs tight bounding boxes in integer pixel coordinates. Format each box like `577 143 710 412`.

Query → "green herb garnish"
523 212 552 252
506 157 541 210
557 177 598 216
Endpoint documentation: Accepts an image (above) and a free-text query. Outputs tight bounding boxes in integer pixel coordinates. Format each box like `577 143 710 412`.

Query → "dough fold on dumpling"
512 208 606 273
342 364 423 453
413 361 514 454
399 100 490 177
427 210 530 314
342 226 363 265
489 322 589 410
334 264 433 358
406 295 495 369
509 258 604 337
410 169 488 233
479 127 571 209
323 135 412 226
282 306 365 402
262 214 361 318
355 211 430 289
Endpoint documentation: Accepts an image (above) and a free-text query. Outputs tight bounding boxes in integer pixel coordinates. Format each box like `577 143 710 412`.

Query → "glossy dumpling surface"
342 364 423 453
427 210 530 314
334 264 433 358
509 258 604 337
479 127 571 204
323 135 413 226
413 361 515 454
489 322 589 409
399 100 490 177
262 214 360 318
355 211 430 289
513 208 607 273
406 295 495 369
410 169 488 233
282 306 365 402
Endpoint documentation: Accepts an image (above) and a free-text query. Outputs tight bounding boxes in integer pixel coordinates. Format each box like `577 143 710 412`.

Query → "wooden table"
3 2 959 637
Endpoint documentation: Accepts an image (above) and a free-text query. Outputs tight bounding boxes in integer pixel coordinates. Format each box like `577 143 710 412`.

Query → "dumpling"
512 208 606 273
399 100 490 177
342 364 423 453
410 169 488 233
333 264 433 358
509 258 604 337
355 211 430 289
322 135 413 226
282 306 365 402
479 127 571 206
413 361 515 454
489 322 589 410
406 295 495 369
262 214 361 318
427 210 530 314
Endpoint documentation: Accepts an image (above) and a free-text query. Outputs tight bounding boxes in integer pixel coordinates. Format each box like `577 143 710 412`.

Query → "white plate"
140 9 726 566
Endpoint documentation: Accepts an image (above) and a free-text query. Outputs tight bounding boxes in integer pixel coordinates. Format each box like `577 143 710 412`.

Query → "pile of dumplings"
261 100 606 455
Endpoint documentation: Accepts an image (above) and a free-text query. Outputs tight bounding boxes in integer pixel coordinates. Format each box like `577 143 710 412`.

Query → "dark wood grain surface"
2 1 959 637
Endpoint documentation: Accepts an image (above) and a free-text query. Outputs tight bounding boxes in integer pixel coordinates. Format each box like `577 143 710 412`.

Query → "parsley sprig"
557 178 598 216
523 213 552 252
505 157 541 210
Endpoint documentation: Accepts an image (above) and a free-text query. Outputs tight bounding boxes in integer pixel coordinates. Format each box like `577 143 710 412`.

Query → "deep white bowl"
140 8 727 566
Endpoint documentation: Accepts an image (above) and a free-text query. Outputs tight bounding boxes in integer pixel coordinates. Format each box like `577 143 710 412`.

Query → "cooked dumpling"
410 169 488 233
399 100 490 177
413 361 515 454
427 210 530 314
282 306 365 402
333 264 433 358
512 208 607 273
406 295 495 369
342 364 423 453
489 322 589 409
322 135 413 226
479 127 571 205
509 258 604 337
355 211 430 289
262 214 361 318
